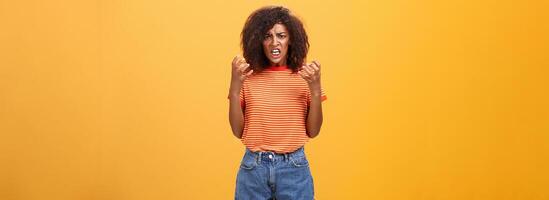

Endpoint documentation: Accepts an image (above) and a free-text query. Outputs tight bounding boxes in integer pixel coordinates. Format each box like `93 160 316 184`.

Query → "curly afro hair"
241 6 309 73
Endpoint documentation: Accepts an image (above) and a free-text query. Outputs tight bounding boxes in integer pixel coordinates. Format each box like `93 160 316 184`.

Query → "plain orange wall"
1 0 548 199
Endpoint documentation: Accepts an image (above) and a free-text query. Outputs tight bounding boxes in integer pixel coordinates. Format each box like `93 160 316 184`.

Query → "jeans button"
268 154 273 159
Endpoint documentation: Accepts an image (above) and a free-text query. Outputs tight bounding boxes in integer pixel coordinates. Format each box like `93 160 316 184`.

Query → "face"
262 23 290 66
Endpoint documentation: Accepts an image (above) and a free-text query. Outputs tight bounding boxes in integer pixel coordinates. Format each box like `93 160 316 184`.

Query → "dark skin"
229 23 323 138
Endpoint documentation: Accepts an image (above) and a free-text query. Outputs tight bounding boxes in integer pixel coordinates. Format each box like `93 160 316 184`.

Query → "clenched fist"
231 55 254 83
299 60 321 85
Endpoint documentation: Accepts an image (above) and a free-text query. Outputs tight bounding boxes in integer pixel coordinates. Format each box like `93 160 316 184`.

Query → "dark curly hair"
241 6 309 73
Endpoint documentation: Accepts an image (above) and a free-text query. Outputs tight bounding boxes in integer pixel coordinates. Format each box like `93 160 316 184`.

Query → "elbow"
229 117 244 139
231 128 243 139
307 129 320 138
306 120 323 138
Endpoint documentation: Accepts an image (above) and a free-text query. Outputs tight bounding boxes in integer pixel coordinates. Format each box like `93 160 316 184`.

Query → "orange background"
1 0 548 199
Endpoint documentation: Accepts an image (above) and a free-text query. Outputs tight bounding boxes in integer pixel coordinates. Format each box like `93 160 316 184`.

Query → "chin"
269 60 281 65
270 57 286 65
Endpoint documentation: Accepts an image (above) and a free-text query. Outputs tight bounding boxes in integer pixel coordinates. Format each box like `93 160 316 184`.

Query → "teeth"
271 49 280 55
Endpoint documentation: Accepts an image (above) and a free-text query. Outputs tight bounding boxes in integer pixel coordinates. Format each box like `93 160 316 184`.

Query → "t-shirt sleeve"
321 87 327 101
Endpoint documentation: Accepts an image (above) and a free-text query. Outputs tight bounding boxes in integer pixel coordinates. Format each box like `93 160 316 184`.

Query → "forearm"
306 85 323 138
228 83 244 138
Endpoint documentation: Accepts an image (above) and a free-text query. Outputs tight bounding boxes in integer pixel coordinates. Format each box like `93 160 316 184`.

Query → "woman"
228 6 326 200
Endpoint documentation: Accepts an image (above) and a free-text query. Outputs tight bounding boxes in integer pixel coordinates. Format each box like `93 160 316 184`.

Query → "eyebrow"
265 32 287 36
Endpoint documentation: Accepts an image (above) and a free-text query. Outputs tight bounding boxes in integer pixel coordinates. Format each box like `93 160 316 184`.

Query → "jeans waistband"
245 146 305 162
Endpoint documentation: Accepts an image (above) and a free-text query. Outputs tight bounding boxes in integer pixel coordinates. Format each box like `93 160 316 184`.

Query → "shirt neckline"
266 65 289 71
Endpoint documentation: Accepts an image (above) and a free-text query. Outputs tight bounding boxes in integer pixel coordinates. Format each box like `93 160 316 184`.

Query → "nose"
271 36 279 47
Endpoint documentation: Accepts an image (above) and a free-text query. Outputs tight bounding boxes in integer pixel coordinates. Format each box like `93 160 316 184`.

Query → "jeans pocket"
289 155 309 168
239 153 258 170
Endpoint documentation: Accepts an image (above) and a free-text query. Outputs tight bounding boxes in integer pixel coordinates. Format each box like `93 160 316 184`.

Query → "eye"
277 34 287 39
264 34 272 39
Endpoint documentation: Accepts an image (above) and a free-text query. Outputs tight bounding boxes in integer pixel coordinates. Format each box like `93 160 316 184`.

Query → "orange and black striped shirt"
231 65 326 153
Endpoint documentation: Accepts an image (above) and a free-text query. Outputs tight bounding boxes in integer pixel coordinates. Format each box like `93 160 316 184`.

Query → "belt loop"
256 152 262 164
284 153 288 162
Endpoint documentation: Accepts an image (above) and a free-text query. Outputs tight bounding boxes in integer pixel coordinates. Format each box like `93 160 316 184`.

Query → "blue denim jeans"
235 146 314 200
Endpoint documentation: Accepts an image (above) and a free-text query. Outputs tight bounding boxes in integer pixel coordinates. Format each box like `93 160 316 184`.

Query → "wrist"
308 82 321 94
229 83 242 96
231 76 243 84
230 77 243 85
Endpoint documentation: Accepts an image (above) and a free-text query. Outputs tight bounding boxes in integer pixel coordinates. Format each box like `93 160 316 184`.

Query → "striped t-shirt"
232 65 327 153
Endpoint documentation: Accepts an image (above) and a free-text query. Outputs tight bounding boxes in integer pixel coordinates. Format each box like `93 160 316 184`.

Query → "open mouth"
271 49 281 57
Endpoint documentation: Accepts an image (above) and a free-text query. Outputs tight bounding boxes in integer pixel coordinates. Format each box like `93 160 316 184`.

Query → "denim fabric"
235 147 314 200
